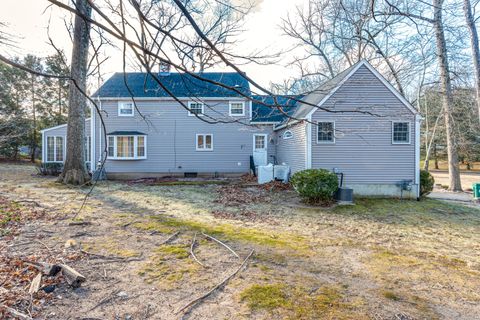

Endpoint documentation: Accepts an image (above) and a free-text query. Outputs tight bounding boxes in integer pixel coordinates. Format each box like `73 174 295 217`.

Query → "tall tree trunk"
31 75 36 163
433 0 462 191
58 0 91 185
463 0 480 123
433 143 439 170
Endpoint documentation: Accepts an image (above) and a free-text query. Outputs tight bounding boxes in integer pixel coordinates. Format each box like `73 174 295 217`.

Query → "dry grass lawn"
1 163 480 319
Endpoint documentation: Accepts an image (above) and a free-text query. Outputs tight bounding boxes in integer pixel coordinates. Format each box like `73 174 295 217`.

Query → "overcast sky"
1 0 306 91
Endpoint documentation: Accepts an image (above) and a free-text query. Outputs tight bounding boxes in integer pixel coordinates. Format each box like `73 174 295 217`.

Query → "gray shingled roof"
92 72 250 98
251 95 302 123
291 62 359 119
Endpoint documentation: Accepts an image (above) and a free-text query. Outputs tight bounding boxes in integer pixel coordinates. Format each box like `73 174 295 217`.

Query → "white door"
253 134 268 166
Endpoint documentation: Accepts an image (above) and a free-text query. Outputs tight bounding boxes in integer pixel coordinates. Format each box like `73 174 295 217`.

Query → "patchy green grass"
240 283 368 319
133 215 311 253
138 243 200 288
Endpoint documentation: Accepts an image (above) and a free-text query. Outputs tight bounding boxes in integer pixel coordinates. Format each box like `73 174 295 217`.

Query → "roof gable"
292 60 417 120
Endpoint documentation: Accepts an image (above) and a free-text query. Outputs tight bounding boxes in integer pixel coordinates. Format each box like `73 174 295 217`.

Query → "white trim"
391 121 411 145
282 130 293 140
306 115 312 169
305 60 419 120
249 100 253 121
273 119 301 131
91 100 96 171
118 102 134 117
40 118 91 133
316 121 336 144
41 131 45 162
415 115 421 197
106 135 147 160
251 121 280 125
44 135 65 163
229 101 245 117
253 133 268 151
188 101 205 116
195 133 213 151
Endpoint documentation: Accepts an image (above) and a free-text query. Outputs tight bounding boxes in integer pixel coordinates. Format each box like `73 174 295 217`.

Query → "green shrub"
36 163 63 176
290 169 338 204
420 170 435 197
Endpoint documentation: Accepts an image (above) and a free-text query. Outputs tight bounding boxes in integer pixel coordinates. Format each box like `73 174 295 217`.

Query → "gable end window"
196 134 213 151
229 101 245 116
392 122 410 144
282 130 293 140
188 102 204 116
46 136 64 162
118 102 134 116
317 122 335 143
107 135 147 159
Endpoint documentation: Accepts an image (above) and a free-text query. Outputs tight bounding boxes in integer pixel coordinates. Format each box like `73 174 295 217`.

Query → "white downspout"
415 114 422 198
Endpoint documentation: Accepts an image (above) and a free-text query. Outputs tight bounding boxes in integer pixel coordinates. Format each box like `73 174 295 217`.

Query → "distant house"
41 60 421 198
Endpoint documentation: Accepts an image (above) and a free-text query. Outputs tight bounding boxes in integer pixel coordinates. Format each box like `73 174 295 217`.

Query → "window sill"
392 142 411 145
107 157 147 160
195 149 213 152
118 114 134 117
316 141 335 144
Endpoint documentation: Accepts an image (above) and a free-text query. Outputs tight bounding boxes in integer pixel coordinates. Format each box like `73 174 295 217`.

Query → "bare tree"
462 0 480 123
373 0 462 191
57 0 92 185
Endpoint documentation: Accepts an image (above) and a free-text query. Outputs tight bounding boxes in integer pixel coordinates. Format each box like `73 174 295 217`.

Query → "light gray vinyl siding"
310 64 416 185
275 122 307 173
93 99 273 174
42 119 91 163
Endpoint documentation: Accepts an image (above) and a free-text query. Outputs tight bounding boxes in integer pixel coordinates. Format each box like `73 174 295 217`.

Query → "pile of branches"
214 185 267 206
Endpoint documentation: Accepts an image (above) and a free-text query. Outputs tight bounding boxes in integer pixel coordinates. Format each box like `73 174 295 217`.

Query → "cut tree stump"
60 264 86 288
28 272 42 294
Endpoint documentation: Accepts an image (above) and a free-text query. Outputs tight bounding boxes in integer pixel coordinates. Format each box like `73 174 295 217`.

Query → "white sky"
1 0 306 91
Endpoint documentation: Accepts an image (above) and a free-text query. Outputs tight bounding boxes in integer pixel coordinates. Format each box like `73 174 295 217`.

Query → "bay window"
107 135 147 159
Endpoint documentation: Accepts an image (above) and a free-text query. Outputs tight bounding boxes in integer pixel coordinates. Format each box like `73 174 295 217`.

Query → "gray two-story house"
41 60 421 198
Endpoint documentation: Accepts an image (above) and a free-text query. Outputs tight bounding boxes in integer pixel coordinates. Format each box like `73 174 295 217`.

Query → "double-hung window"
107 135 147 159
392 121 410 144
229 101 245 116
317 122 335 143
118 102 134 116
46 136 64 162
196 134 213 151
188 102 204 116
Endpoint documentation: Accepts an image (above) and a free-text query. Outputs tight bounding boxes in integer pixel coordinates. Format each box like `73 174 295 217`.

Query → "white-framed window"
229 101 245 116
84 136 91 162
107 135 147 159
392 121 411 144
254 134 266 150
188 102 204 116
317 121 335 143
46 136 64 162
196 134 213 151
118 102 134 116
282 130 293 140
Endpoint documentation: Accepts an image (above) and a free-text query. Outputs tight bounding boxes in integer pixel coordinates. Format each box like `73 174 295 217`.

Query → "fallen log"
23 261 61 276
176 249 254 315
0 305 32 320
60 264 86 288
28 272 42 294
